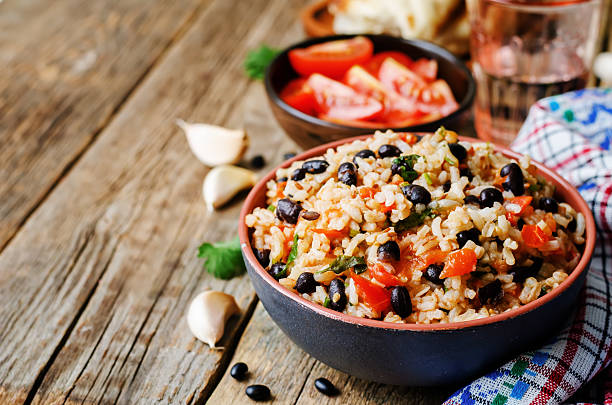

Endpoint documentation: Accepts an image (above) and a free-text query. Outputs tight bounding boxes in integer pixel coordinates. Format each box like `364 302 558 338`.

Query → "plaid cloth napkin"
445 88 612 405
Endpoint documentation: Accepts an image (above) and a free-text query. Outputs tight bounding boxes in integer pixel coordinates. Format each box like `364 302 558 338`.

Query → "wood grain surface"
0 0 610 403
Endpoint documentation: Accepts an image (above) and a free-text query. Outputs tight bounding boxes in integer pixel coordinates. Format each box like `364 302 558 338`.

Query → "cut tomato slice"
362 52 413 75
307 73 383 121
411 58 438 82
521 224 552 248
417 80 459 116
369 263 401 286
440 248 477 279
279 78 317 115
288 36 374 79
351 272 392 312
378 57 427 98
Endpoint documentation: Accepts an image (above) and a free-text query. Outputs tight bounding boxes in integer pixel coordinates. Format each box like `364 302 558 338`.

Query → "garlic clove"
203 165 257 210
593 52 612 86
177 119 249 167
187 290 240 348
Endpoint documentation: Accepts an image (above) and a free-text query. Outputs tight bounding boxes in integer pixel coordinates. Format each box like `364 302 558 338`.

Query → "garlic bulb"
203 165 257 209
187 291 240 348
594 52 612 87
176 119 249 167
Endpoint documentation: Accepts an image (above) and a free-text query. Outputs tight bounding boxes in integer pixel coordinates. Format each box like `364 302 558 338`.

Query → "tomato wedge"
306 73 383 121
411 58 438 82
417 80 459 116
440 248 477 279
288 36 374 79
378 57 427 98
279 78 317 115
521 224 552 248
505 196 533 225
351 271 392 312
369 263 401 286
362 52 413 75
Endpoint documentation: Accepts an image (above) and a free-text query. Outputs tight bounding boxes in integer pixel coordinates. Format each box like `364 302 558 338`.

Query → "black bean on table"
539 197 559 213
478 279 504 306
302 159 329 174
328 279 347 312
296 272 318 294
291 168 307 181
377 241 401 261
314 377 339 396
253 248 270 268
250 155 265 169
390 286 412 318
479 187 504 208
401 184 431 205
378 144 402 158
423 263 444 285
276 198 302 224
456 228 481 248
449 143 467 162
245 384 271 401
269 262 287 280
300 210 320 221
230 362 248 380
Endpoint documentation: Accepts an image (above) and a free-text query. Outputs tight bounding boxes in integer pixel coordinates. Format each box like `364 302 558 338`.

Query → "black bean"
460 167 474 181
509 257 543 283
539 197 559 213
517 218 525 230
464 195 480 205
328 279 347 312
230 362 248 381
353 149 376 166
253 248 270 268
443 181 451 192
277 176 288 182
296 272 318 294
567 217 577 232
276 198 303 224
291 168 307 181
479 187 504 208
390 286 412 317
401 184 431 205
338 162 357 186
478 279 504 306
449 143 467 162
377 144 402 158
300 210 320 221
456 228 481 248
269 262 287 280
302 159 329 174
245 385 271 401
423 263 444 285
502 173 525 196
284 152 296 160
314 377 339 396
377 241 401 261
251 155 265 169
500 162 521 177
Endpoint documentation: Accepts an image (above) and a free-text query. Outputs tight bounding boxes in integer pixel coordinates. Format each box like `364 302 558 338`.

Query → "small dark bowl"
264 34 476 149
238 134 596 386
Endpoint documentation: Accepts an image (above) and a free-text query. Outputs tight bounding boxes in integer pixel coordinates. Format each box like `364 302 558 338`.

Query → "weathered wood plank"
0 0 303 402
208 304 455 405
0 0 206 251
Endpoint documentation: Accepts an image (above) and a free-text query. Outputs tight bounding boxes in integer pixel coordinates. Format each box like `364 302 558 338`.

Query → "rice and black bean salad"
245 128 586 324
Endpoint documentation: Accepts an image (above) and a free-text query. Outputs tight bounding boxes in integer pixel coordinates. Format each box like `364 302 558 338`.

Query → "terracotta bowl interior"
239 134 596 331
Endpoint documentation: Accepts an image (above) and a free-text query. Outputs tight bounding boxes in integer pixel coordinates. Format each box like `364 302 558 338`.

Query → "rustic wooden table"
1 0 610 404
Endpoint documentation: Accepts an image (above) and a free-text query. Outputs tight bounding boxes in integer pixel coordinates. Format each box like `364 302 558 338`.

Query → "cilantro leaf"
197 236 245 280
287 233 299 266
392 155 420 182
244 45 281 80
393 208 435 232
326 255 367 274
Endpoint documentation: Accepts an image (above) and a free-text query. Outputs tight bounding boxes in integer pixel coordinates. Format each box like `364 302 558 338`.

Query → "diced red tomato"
411 58 438 82
351 272 392 312
288 36 374 79
279 78 317 115
313 228 346 239
380 202 396 213
440 248 477 279
369 263 401 286
359 187 376 199
362 51 413 75
306 74 384 121
396 249 447 277
397 132 418 144
521 224 552 248
505 196 533 225
544 213 557 233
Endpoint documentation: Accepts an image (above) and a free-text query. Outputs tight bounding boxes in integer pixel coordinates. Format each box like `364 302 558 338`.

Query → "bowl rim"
238 133 596 331
263 34 476 133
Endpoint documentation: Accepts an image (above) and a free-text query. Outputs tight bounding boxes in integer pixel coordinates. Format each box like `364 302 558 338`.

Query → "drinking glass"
467 0 603 145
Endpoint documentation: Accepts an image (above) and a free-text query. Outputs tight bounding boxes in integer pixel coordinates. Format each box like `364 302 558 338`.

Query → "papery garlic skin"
177 119 248 167
187 291 240 348
203 165 257 210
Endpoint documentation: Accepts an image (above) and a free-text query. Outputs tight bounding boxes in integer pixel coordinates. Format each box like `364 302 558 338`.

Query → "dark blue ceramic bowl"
238 135 596 386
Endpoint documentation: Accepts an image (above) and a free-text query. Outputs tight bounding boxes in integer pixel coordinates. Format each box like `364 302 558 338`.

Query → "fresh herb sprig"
324 255 367 274
392 154 420 182
393 208 435 232
244 45 281 80
197 236 245 279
